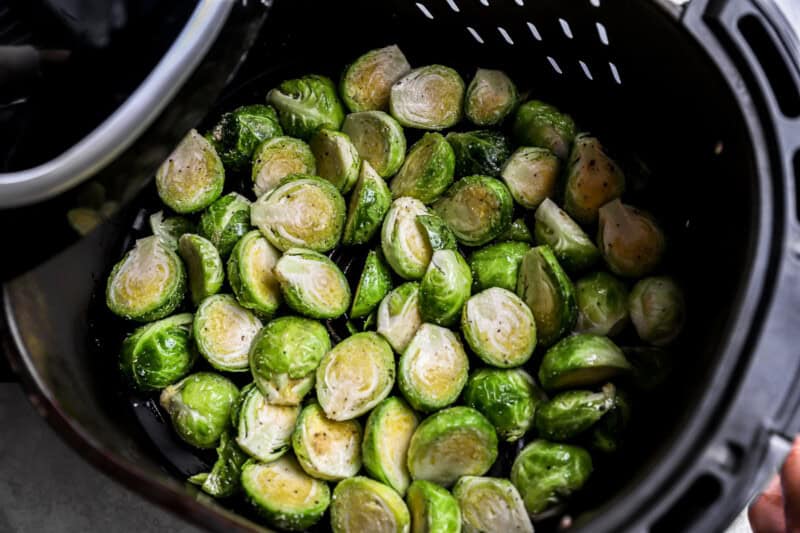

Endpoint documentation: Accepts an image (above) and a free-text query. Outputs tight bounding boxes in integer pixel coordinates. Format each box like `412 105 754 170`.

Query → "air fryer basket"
4 0 800 531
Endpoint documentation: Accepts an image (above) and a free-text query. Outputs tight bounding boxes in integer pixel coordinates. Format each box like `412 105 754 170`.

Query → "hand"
750 436 800 533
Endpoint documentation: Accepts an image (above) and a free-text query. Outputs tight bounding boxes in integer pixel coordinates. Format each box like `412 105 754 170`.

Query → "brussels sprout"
241 455 331 531
538 333 631 391
342 111 406 177
226 230 281 318
251 136 317 197
274 248 351 319
160 372 239 449
417 213 457 251
515 245 577 347
343 161 392 246
188 431 248 498
341 45 412 113
510 440 592 515
207 104 283 170
362 397 419 496
382 197 433 280
249 316 330 405
534 383 616 441
293 402 362 481
149 211 195 251
316 332 395 421
406 480 462 533
155 129 225 214
446 130 511 178
399 324 469 412
511 100 576 160
230 382 254 429
236 384 299 462
106 236 186 322
500 147 560 210
419 250 472 327
377 282 423 354
496 218 533 244
629 277 685 346
351 249 393 319
591 389 631 453
462 368 544 442
251 175 346 253
331 476 411 533
433 176 513 247
469 241 530 293
564 134 626 224
598 200 666 278
310 128 361 193
178 234 224 307
464 68 519 127
390 133 455 203
452 476 533 533
575 272 629 336
120 313 196 391
390 65 465 130
194 294 262 372
267 74 345 139
623 346 673 390
461 288 536 368
198 192 251 258
534 198 599 274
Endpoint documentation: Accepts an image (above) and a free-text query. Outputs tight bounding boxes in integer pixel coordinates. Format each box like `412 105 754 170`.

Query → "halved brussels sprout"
433 176 513 247
198 192 251 258
624 346 673 390
316 332 395 421
382 197 433 280
446 130 511 178
188 431 248 498
511 100 576 160
160 372 239 449
469 241 530 293
351 249 393 319
241 455 331 531
251 136 317 197
341 44 412 113
416 213 457 251
598 200 666 278
390 133 455 203
515 245 577 347
342 161 392 246
534 198 599 273
465 68 519 127
251 175 346 253
496 217 534 244
591 388 631 453
377 282 423 354
342 111 406 177
249 316 330 405
227 230 281 318
390 65 465 130
500 147 560 210
575 272 629 336
106 236 186 322
310 128 361 193
236 384 299 462
331 476 411 533
267 74 345 139
274 248 351 319
452 476 533 533
156 129 225 214
207 104 283 170
510 440 592 515
407 406 498 487
149 211 195 251
534 383 616 441
629 276 685 346
120 313 196 391
538 333 631 391
461 288 536 368
293 402 362 481
179 234 224 307
399 323 469 412
406 480 462 533
362 397 419 496
564 134 626 224
420 249 472 327
194 294 262 372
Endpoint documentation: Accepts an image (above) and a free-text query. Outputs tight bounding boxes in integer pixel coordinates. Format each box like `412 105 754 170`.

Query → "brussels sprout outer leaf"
464 68 519 126
198 192 252 258
362 397 419 496
331 476 411 533
534 198 599 273
469 241 530 293
433 176 513 247
563 134 626 224
179 234 225 307
452 476 533 533
267 74 345 139
156 129 225 214
446 130 512 178
351 249 393 318
188 431 248 498
538 334 632 391
511 101 576 160
406 480 462 533
340 45 412 113
292 402 362 481
251 136 317 197
274 248 351 319
390 65 465 130
419 249 472 327
534 383 617 441
342 161 392 246
207 104 283 170
390 132 455 204
381 197 433 280
416 214 457 251
236 385 299 462
377 282 423 354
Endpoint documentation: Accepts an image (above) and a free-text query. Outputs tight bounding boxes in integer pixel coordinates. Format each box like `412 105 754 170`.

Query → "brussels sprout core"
331 476 411 533
629 276 685 345
343 161 392 246
538 333 631 390
267 74 345 139
274 248 351 319
156 129 225 214
236 385 299 463
227 230 282 318
465 68 519 126
433 176 514 247
390 65 465 130
390 132 455 203
342 111 407 177
362 397 419 496
293 402 362 481
251 136 316 197
598 200 666 278
341 45 412 113
453 476 533 533
377 282 423 354
382 197 433 280
194 294 262 372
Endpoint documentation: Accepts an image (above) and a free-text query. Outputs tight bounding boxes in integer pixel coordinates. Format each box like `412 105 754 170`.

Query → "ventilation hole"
579 60 593 80
547 56 563 75
609 61 622 84
515 0 525 5
590 0 601 6
652 474 722 533
467 26 485 44
446 0 460 12
527 21 542 41
794 150 800 224
559 18 573 39
415 2 434 19
498 26 514 45
739 15 800 117
596 21 609 45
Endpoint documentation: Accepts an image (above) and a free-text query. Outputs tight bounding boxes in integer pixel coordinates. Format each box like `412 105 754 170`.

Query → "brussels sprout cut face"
538 334 632 390
274 248 351 319
362 397 419 496
351 249 393 319
207 104 283 170
406 480 462 533
629 276 685 345
188 431 248 498
179 234 224 307
598 200 666 278
390 132 455 204
500 147 560 210
512 100 576 160
343 161 392 246
267 74 345 139
575 272 630 336
310 128 361 193
446 130 512 178
390 65 465 130
420 249 472 327
156 129 225 214
292 403 362 481
433 176 513 247
227 230 282 319
564 134 626 224
377 282 423 354
194 294 262 372
465 69 519 126
342 111 406 177
469 241 530 293
149 211 195 251
535 383 617 441
236 385 299 463
341 45 412 113
331 476 411 533
534 198 600 273
198 192 252 258
251 136 317 197
382 197 433 280
453 476 533 533
316 332 395 421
